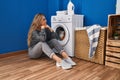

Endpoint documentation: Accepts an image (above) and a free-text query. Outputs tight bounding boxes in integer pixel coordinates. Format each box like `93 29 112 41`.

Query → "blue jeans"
28 39 64 58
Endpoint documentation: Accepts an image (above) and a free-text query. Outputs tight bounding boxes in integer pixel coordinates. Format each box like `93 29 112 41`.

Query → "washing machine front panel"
52 23 70 47
51 15 83 57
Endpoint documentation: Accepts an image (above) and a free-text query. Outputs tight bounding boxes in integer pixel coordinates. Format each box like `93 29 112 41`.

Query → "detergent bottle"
67 0 75 15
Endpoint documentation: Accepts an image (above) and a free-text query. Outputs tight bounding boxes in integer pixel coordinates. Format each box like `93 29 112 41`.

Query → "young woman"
27 13 76 69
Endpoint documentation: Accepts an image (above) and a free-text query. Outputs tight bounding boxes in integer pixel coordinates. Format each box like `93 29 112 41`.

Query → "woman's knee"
51 39 58 42
50 39 59 44
37 42 44 46
36 42 48 48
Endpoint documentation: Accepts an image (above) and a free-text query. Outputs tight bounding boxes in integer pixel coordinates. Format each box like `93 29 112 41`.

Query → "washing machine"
51 15 83 57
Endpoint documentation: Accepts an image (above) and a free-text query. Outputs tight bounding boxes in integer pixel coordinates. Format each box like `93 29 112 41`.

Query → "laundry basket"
75 27 107 64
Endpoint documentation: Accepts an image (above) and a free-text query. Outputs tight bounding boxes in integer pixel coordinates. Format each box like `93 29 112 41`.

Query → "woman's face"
41 16 47 26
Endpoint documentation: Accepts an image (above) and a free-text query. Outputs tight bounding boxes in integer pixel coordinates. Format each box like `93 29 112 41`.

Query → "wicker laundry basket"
75 27 107 64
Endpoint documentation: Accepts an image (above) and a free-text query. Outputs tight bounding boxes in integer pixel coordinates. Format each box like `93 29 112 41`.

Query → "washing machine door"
52 23 69 46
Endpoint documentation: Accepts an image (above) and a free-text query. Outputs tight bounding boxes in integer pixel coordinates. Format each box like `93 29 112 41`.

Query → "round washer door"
52 23 69 46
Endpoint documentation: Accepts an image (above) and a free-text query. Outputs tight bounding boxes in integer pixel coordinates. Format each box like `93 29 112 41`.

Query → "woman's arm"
32 30 46 42
29 30 47 47
46 25 54 32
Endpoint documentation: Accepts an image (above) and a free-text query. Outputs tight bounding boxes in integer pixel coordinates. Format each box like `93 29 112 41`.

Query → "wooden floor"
0 53 120 80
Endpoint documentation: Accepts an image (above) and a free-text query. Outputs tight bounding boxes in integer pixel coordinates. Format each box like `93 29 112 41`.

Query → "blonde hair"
27 13 45 47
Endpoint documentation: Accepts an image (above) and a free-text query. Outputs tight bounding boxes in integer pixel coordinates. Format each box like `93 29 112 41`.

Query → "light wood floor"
0 53 120 80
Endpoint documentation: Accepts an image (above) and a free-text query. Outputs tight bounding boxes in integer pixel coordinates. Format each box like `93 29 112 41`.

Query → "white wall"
116 0 120 14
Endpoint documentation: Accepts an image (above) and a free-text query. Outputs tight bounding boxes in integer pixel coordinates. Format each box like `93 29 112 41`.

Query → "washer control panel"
51 15 72 22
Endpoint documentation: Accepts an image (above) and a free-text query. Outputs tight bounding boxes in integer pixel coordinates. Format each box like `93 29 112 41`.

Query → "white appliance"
56 10 67 16
67 0 75 15
51 15 83 56
116 0 120 14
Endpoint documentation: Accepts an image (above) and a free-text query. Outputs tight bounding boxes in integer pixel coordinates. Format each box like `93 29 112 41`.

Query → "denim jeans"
28 39 64 58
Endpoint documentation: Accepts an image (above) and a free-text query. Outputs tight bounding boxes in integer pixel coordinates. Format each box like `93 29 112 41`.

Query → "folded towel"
86 25 101 58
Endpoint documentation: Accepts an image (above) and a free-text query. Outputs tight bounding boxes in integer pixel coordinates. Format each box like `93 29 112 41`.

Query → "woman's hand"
41 25 54 32
46 25 54 32
41 25 46 29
